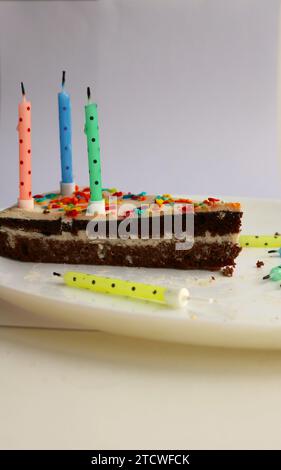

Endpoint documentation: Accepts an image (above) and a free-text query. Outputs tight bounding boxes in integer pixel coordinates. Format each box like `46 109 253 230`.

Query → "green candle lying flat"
84 86 105 214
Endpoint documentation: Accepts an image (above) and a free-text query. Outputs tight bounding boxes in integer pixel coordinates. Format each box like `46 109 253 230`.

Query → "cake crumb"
256 260 264 268
274 232 280 237
211 276 215 281
221 266 234 277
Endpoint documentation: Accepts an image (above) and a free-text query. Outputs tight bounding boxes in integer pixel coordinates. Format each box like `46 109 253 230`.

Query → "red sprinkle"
34 194 44 199
208 197 220 202
66 209 79 218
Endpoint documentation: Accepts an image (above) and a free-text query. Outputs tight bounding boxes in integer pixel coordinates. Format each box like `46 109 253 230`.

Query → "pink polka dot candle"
17 82 34 210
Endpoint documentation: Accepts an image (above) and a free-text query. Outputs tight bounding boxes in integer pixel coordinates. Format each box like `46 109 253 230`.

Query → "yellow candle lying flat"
56 271 190 308
239 235 281 248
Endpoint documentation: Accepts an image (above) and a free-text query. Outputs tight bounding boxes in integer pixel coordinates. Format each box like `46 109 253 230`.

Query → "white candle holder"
86 199 106 216
18 198 34 210
60 181 76 196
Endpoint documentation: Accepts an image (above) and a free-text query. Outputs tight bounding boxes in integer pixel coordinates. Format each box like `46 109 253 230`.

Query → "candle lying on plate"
263 265 281 282
268 248 281 257
53 271 213 309
239 235 281 248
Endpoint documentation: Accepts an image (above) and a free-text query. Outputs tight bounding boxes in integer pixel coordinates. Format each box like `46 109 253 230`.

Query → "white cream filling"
1 226 239 246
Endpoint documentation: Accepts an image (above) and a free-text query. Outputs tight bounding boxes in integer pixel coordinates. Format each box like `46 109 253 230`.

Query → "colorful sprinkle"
33 187 240 219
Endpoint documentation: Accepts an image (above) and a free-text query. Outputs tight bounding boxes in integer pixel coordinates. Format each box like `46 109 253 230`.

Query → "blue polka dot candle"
58 71 75 196
84 86 105 215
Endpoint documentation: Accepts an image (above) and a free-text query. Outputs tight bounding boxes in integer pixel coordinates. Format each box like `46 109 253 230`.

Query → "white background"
0 0 280 207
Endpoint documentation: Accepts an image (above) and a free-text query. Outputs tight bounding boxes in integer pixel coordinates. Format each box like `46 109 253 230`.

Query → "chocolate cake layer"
0 230 241 270
0 211 242 238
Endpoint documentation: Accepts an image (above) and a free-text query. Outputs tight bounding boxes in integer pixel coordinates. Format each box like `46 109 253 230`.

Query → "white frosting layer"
1 226 239 245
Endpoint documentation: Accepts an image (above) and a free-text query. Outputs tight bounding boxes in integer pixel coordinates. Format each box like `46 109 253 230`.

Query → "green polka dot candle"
84 86 105 215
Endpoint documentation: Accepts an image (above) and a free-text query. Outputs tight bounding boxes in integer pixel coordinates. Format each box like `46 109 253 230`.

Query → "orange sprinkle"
174 198 193 204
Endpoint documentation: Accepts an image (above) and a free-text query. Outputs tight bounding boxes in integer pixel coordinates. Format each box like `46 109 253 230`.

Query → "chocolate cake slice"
0 187 242 270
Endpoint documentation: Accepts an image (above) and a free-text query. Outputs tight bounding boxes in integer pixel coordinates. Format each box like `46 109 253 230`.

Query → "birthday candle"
58 71 75 196
53 271 200 308
268 248 281 257
17 82 34 210
263 265 281 281
84 86 105 215
239 235 281 248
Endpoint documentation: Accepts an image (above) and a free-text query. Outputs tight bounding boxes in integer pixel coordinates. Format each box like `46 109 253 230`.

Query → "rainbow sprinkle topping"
33 186 240 218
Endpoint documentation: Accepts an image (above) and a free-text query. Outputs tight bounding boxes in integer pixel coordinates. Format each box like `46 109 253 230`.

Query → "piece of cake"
0 187 242 270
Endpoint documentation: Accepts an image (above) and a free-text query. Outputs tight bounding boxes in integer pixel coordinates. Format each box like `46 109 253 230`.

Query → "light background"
0 0 280 207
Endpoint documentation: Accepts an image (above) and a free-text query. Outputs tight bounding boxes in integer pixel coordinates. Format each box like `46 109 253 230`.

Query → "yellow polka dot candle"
17 82 34 210
53 271 194 308
84 86 105 215
239 234 281 248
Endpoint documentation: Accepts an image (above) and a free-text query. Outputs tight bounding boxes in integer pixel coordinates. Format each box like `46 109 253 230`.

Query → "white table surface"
1 298 281 450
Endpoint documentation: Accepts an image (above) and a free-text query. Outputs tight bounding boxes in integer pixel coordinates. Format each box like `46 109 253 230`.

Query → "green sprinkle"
45 193 59 199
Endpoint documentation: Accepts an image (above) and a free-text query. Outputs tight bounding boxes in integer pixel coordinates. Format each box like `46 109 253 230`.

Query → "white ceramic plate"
0 196 281 349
